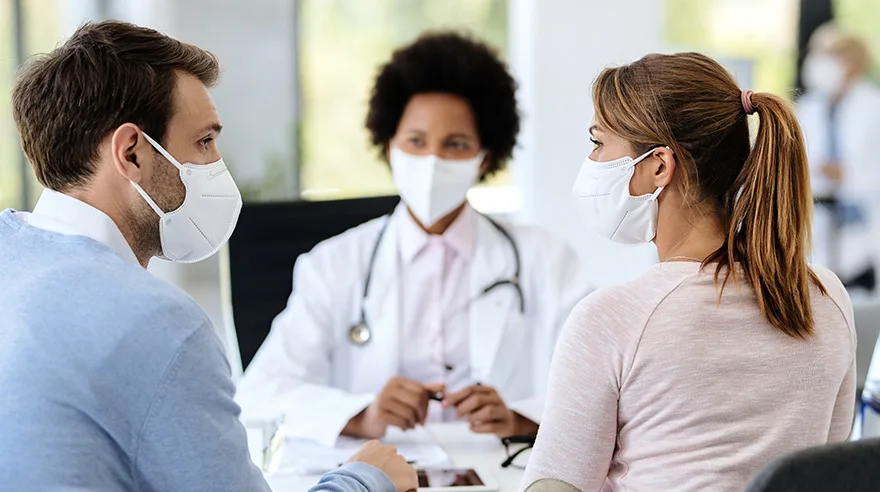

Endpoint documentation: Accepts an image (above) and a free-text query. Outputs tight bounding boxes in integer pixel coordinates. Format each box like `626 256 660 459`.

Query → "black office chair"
225 196 399 370
744 438 880 492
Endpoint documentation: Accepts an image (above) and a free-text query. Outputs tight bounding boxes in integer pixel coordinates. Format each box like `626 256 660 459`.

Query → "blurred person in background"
236 32 593 446
799 22 880 295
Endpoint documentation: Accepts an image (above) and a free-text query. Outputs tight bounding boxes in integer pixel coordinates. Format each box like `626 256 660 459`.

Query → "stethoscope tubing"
352 210 524 345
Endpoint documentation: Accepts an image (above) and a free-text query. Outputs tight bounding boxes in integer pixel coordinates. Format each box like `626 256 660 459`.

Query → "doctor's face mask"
390 147 483 227
131 132 242 263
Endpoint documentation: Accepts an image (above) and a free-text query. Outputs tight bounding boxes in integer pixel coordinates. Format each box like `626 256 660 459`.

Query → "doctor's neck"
408 203 468 235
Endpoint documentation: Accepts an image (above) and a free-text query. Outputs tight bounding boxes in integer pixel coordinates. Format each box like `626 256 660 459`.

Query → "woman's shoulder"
810 265 856 338
565 262 700 341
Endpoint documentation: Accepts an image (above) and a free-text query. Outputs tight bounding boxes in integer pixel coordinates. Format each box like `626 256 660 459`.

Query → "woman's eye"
590 137 602 149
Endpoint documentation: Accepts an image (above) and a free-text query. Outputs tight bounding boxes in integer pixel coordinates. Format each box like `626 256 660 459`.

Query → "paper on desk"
246 428 264 468
279 426 450 475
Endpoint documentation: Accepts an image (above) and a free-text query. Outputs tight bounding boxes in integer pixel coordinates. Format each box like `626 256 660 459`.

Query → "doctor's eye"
446 139 471 151
199 137 214 149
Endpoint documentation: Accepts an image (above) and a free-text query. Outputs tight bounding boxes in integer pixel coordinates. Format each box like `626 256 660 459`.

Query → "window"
835 0 880 80
0 0 23 211
297 0 511 204
664 0 801 96
2 1 514 210
1 0 64 211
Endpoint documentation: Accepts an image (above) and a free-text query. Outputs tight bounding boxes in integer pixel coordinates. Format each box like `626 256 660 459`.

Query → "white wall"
508 0 662 286
105 0 299 197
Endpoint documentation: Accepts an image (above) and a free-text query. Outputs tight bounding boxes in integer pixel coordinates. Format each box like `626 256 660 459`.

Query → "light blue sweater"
0 209 394 492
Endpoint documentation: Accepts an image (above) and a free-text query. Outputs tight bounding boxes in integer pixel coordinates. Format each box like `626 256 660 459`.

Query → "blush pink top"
521 262 856 492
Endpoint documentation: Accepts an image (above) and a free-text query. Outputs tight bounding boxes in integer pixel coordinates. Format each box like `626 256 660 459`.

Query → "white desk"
264 423 524 491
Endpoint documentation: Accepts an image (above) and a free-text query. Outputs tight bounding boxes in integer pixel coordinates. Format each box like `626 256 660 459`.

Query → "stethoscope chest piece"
349 323 372 346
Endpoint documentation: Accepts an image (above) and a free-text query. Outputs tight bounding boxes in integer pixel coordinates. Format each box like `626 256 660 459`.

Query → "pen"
428 390 445 402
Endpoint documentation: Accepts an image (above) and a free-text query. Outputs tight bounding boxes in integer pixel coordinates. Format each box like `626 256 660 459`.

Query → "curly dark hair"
365 31 520 179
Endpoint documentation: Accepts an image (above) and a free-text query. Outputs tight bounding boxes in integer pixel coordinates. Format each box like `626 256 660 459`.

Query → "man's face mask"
130 132 242 263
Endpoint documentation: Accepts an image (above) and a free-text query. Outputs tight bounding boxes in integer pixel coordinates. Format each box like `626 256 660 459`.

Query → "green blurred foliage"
835 0 880 81
664 0 799 99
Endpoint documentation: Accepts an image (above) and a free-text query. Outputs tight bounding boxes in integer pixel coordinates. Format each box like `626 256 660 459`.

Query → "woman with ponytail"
520 53 856 492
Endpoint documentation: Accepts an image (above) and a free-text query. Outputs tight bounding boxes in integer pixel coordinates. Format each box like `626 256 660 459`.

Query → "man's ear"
110 123 150 184
652 146 676 188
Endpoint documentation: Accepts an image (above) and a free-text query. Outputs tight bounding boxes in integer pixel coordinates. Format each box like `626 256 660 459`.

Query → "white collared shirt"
16 189 139 265
396 203 477 421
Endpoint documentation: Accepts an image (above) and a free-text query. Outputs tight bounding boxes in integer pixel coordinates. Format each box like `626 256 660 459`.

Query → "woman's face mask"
572 147 665 244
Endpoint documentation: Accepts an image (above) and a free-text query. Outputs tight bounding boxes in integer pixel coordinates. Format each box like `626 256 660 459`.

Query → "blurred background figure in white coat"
235 32 593 447
799 22 880 295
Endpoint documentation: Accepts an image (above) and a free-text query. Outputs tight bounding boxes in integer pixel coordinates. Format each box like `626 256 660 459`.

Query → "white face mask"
803 54 846 97
131 132 243 263
390 147 483 227
572 148 664 244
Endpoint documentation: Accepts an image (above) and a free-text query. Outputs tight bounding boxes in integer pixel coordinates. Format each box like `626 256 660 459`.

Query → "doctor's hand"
348 440 418 492
444 385 539 438
343 377 446 438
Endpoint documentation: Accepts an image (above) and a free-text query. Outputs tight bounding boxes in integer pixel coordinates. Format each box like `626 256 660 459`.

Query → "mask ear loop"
649 186 664 200
141 132 184 171
631 148 657 165
131 181 166 219
645 146 674 200
130 132 183 220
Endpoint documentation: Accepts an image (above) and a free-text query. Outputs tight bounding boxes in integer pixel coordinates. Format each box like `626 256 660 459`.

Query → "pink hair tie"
741 90 756 115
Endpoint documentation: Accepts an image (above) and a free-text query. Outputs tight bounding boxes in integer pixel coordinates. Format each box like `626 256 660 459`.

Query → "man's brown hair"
12 20 219 192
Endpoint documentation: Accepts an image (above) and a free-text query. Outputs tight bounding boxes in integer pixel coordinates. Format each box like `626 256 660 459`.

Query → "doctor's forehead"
397 93 478 134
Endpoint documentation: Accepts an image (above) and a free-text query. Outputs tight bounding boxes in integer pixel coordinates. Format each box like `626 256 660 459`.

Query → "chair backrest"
224 196 399 371
853 299 880 391
744 438 880 492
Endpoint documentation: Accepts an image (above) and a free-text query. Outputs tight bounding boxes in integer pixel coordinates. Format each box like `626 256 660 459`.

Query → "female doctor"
236 32 592 446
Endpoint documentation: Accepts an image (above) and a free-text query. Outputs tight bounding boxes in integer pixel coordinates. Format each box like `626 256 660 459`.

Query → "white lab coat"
236 207 592 446
798 80 880 279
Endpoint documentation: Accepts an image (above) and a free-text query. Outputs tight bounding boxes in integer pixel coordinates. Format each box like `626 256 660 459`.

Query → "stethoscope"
348 212 524 346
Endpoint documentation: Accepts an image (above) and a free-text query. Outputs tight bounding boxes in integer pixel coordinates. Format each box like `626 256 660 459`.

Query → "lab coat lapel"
354 215 400 389
468 215 522 385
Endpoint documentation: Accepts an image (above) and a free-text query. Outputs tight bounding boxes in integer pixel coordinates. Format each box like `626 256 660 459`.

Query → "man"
0 21 416 492
799 23 880 294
